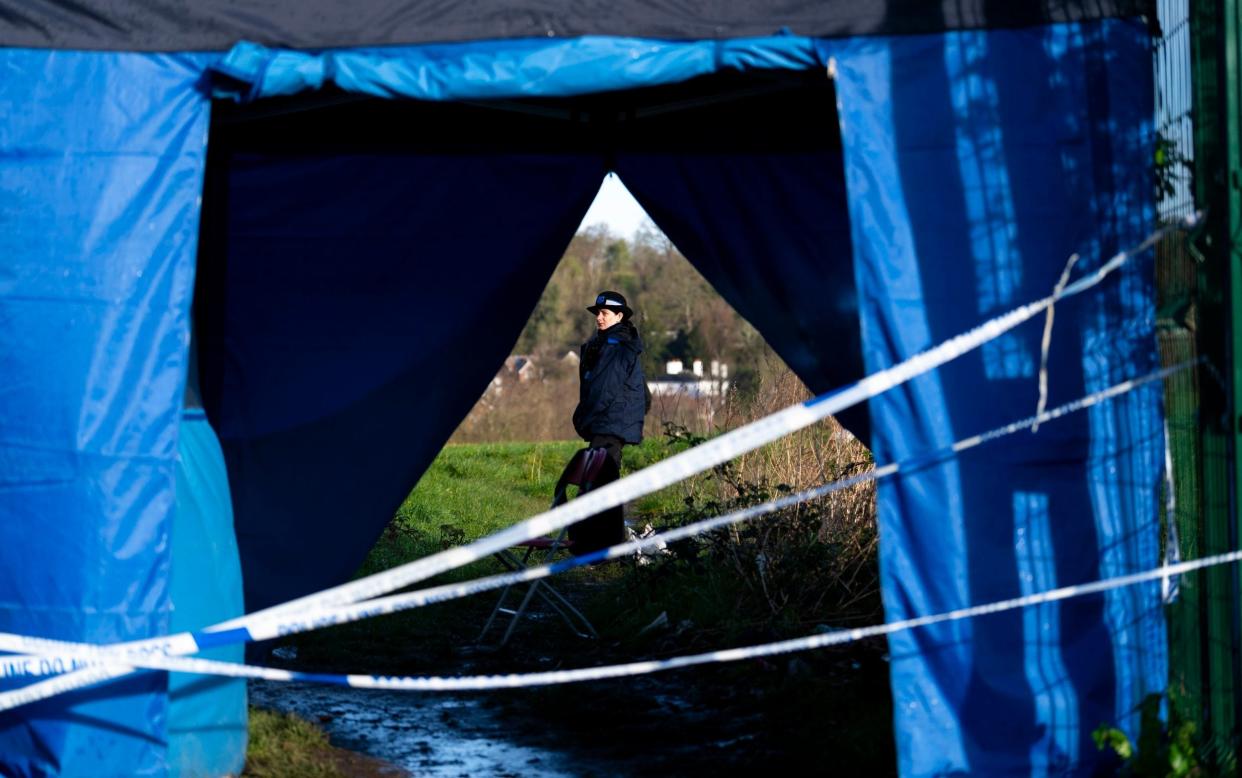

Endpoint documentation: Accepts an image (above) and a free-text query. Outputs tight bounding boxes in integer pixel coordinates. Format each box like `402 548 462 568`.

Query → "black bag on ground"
556 447 625 556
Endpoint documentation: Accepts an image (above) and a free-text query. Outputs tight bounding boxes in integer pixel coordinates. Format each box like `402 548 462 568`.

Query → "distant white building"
648 359 729 398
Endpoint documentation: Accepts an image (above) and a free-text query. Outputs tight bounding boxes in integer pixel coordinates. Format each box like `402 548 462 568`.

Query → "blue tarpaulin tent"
0 2 1165 775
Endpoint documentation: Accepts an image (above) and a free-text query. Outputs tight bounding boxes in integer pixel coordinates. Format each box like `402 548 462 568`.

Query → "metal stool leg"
499 578 544 646
478 530 599 645
478 549 525 642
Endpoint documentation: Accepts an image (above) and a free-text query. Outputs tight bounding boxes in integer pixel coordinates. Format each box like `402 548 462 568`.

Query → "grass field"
355 437 692 582
284 436 700 668
289 428 880 661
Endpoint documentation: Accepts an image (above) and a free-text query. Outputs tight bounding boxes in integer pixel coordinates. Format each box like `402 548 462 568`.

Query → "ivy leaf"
1092 725 1133 760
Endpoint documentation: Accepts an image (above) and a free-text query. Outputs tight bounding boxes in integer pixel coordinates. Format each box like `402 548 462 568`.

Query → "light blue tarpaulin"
0 23 1163 777
212 36 825 102
168 409 247 778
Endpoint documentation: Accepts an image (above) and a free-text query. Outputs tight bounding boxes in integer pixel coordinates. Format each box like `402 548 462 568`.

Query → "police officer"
572 290 649 469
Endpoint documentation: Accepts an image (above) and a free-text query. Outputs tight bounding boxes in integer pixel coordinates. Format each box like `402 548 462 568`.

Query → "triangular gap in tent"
193 68 863 615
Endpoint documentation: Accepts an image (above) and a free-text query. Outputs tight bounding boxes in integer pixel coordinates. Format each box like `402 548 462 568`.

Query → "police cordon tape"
0 359 1196 706
0 359 1194 675
4 547 1230 695
1 465 1228 699
0 215 1197 709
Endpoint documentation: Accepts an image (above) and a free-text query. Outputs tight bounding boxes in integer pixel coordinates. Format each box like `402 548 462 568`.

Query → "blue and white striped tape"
0 360 1196 705
3 500 1232 697
0 216 1194 709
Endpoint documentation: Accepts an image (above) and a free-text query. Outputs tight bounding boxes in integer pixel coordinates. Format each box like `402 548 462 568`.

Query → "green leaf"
1092 725 1134 760
1169 742 1190 775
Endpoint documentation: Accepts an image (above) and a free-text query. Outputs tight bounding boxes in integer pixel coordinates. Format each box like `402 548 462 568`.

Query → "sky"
577 173 652 238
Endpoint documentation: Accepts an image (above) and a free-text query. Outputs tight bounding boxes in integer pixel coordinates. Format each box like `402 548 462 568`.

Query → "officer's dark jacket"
572 321 648 444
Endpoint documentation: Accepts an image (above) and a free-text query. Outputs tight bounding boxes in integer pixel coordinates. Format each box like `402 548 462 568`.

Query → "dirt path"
258 553 894 776
252 639 893 776
250 675 754 776
250 681 578 776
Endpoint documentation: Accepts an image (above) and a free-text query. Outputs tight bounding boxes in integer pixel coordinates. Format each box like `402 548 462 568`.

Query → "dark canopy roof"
0 0 1151 51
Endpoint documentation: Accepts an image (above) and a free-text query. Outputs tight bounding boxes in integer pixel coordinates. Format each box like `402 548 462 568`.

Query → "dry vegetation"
605 348 881 644
449 353 725 444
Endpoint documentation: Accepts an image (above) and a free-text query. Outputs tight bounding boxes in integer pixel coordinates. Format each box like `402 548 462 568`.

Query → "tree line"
514 224 769 385
450 226 786 442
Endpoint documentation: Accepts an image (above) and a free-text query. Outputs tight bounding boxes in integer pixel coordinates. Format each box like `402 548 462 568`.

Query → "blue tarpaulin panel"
0 25 1164 777
827 20 1164 775
0 51 212 776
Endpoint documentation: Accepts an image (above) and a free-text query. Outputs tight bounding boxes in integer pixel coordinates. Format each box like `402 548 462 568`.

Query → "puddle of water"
249 680 577 777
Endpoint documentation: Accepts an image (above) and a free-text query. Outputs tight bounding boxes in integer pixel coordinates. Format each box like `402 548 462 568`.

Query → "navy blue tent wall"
198 150 605 613
0 13 1164 777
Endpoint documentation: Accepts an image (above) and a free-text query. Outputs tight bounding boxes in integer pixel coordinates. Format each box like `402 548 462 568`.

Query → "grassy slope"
285 438 689 669
358 438 686 580
315 433 879 653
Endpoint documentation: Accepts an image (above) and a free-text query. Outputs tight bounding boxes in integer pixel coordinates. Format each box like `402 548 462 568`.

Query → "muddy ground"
254 583 896 776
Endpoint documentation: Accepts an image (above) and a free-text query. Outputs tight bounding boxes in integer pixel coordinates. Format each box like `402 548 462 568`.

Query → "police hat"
586 290 633 319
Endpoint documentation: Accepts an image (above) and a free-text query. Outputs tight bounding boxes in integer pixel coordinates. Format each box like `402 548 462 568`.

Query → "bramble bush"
595 357 881 646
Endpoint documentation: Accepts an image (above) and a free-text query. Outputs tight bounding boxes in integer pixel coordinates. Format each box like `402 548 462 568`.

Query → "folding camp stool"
477 447 613 647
